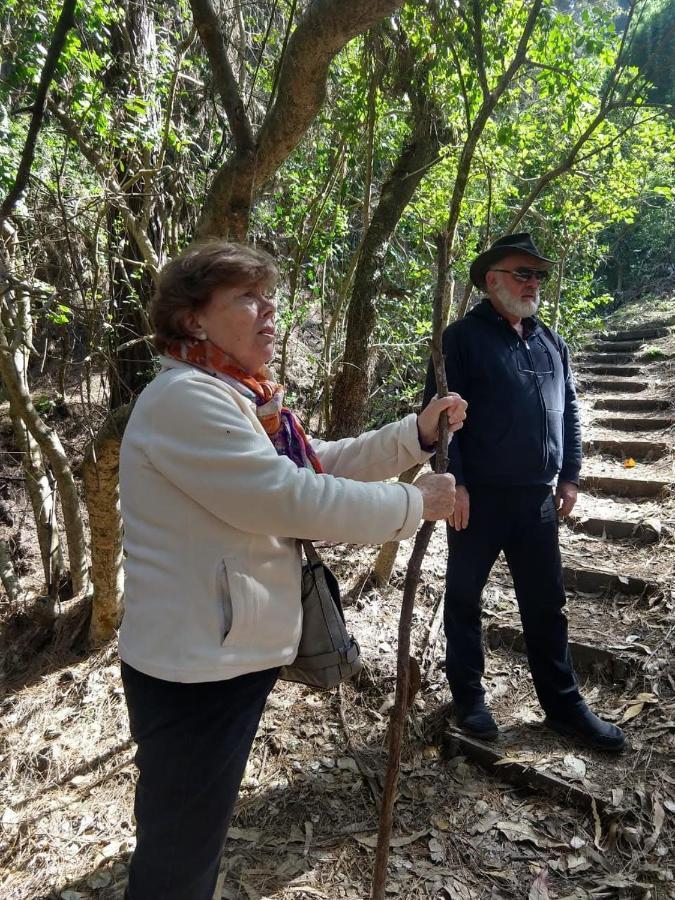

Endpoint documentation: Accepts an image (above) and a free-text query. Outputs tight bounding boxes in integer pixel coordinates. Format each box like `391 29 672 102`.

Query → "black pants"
121 662 278 900
444 485 583 717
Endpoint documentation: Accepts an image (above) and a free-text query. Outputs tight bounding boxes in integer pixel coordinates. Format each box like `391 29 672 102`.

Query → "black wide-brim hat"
469 232 556 289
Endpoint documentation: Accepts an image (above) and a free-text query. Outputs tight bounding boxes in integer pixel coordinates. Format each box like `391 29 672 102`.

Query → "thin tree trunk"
449 0 543 321
371 464 422 586
552 254 565 331
0 0 77 226
106 0 160 408
371 233 450 898
9 406 65 592
0 319 89 596
329 100 446 439
1 231 65 593
0 539 23 607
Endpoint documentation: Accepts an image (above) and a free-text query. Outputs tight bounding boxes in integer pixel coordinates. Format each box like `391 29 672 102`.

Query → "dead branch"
371 232 450 898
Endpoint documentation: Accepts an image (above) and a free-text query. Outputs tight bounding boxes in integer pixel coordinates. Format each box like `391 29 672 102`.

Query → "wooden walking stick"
371 233 451 899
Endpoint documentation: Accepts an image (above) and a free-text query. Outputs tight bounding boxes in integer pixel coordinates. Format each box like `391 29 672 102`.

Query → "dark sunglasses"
490 267 551 283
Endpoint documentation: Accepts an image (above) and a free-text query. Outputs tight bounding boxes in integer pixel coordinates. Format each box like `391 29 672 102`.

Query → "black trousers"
121 662 278 900
444 485 583 717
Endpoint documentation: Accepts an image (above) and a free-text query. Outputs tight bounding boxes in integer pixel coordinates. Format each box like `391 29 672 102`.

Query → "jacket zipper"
521 336 549 474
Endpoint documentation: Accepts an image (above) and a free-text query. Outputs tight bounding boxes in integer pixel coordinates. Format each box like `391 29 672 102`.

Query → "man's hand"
415 472 456 521
555 480 578 518
417 393 468 448
452 485 470 531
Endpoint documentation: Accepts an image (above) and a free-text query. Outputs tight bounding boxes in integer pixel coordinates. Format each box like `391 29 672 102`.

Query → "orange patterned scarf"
166 339 324 473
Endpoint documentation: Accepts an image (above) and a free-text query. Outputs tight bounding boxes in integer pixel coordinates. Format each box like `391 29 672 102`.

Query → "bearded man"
423 233 625 751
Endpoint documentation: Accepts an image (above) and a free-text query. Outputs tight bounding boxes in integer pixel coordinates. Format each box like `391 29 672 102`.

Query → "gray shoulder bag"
279 541 363 690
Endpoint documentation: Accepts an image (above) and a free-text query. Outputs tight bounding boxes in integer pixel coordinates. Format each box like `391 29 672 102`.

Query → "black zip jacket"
423 299 582 487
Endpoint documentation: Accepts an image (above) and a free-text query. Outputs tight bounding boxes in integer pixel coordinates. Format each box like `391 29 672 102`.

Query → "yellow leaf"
623 458 637 468
620 702 644 723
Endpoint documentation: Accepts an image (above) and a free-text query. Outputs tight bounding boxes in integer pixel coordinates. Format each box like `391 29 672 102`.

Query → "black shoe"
456 701 499 741
544 706 626 752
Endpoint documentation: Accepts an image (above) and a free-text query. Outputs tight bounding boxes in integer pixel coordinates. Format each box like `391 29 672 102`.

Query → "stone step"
577 353 636 365
576 365 642 377
589 340 644 353
598 327 669 342
566 514 661 543
594 415 673 431
435 720 618 821
485 623 638 681
582 438 668 460
562 565 658 597
580 473 669 498
594 397 670 412
579 378 647 393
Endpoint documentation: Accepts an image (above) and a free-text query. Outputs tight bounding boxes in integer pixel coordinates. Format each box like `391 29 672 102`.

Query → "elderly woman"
119 241 464 900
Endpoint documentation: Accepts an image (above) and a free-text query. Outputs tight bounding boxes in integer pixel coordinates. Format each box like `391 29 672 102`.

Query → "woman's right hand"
415 472 456 521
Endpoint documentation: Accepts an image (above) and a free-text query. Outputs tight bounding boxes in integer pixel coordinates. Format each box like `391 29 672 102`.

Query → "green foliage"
1 0 672 427
624 0 675 105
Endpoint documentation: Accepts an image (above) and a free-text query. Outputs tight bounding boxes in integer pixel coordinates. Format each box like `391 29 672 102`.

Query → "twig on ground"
337 684 381 807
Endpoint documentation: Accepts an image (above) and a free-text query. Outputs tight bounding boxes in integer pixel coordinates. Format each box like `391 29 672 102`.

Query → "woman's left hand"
417 393 468 448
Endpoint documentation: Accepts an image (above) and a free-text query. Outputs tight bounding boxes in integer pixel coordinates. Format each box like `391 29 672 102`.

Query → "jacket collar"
469 297 541 339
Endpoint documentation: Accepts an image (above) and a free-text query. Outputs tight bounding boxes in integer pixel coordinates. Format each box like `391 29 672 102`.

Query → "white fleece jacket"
118 358 434 682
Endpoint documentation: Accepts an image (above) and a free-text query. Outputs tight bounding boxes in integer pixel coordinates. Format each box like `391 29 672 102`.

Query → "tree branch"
447 33 472 131
371 233 449 899
471 0 490 100
196 0 404 239
447 1 543 250
49 102 161 281
0 0 77 227
189 0 254 152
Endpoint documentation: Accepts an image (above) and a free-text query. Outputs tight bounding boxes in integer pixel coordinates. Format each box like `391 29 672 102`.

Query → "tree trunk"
371 464 422 586
0 319 89 596
9 405 65 593
328 108 445 439
193 0 404 240
1 226 66 596
84 405 133 644
106 0 160 408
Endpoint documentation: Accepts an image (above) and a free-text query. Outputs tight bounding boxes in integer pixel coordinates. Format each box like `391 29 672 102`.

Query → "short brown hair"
150 241 279 353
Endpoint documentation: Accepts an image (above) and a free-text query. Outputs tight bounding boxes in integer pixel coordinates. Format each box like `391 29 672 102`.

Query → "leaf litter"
1 311 674 898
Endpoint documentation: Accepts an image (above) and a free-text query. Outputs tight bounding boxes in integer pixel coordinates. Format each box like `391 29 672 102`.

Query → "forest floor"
1 295 674 900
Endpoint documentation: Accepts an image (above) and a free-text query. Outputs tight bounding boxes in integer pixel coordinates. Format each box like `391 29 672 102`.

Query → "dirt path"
1 308 673 900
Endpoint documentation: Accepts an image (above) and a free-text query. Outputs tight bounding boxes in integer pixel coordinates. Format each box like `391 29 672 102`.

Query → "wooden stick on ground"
371 232 451 899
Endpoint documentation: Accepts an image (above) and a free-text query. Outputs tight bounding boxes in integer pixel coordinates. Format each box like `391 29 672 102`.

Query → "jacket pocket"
218 559 234 644
217 558 262 647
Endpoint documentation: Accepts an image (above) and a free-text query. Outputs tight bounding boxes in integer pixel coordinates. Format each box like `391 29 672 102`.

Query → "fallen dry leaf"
429 836 445 863
644 794 665 852
496 821 564 849
227 827 262 843
591 798 604 851
620 702 645 723
528 867 550 899
563 753 587 780
353 829 428 849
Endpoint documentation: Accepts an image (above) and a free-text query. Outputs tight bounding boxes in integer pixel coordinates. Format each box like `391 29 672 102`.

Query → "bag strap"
301 539 347 622
301 539 323 568
539 322 564 364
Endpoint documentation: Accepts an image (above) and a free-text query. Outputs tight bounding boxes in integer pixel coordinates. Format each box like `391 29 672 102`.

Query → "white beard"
492 280 540 319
